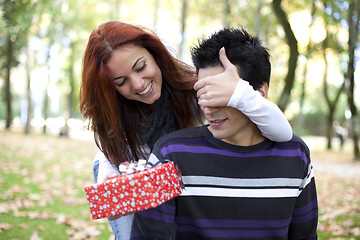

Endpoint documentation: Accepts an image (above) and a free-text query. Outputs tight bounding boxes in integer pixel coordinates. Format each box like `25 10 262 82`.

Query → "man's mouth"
209 118 228 126
138 81 153 95
212 119 225 123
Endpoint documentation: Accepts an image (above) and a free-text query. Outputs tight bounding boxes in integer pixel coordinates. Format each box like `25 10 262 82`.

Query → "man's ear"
257 83 269 98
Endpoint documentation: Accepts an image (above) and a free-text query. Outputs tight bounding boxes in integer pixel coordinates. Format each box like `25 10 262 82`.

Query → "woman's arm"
94 150 121 184
194 47 292 142
227 79 292 142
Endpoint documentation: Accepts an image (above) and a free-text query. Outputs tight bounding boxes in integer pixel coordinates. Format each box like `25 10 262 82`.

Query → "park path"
302 136 360 179
313 160 360 178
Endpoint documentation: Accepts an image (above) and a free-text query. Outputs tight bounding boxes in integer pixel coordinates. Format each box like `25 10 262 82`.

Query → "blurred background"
0 0 359 239
0 0 359 158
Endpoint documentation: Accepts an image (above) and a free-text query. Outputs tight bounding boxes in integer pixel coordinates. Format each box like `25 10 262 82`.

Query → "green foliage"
0 0 357 141
294 111 327 136
291 83 348 136
1 0 36 67
0 90 21 120
0 97 5 119
0 6 6 75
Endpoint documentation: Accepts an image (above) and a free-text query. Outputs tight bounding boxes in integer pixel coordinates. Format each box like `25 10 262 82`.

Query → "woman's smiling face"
107 44 163 104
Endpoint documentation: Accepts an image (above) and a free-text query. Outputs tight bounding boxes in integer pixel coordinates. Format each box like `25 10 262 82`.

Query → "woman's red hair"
80 21 202 167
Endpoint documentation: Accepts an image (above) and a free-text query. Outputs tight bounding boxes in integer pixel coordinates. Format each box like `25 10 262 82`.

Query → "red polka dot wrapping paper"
84 162 182 220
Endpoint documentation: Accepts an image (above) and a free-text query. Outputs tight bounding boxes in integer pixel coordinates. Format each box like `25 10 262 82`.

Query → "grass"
1 130 359 239
0 130 112 240
1 213 72 240
309 139 360 240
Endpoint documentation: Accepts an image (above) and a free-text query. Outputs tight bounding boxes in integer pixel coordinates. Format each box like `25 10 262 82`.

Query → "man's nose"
203 107 220 115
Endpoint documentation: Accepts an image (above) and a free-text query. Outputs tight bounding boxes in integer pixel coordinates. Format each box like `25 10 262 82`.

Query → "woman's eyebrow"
113 76 123 81
113 56 144 81
132 56 144 69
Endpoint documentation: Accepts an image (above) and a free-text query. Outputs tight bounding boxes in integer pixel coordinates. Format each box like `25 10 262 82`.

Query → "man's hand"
194 47 240 107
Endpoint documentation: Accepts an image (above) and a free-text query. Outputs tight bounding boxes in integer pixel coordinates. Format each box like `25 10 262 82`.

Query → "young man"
131 28 318 240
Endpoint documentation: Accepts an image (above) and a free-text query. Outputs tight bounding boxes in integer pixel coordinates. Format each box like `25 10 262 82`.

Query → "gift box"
84 162 182 220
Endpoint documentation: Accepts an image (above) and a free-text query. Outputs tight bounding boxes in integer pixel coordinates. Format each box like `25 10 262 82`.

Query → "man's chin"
208 127 225 140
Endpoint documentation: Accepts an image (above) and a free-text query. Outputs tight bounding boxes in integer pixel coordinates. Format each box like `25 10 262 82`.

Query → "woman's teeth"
139 81 152 95
212 119 225 123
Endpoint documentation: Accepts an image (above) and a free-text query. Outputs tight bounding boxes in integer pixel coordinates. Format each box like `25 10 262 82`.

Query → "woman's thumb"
219 47 232 69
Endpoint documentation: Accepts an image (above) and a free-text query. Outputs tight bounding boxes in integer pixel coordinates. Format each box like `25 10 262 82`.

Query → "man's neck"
216 123 266 146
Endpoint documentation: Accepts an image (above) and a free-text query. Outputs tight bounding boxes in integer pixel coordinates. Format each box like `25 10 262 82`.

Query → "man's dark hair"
191 28 271 90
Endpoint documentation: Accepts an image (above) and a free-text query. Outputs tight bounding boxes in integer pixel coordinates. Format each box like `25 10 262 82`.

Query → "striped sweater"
131 125 318 240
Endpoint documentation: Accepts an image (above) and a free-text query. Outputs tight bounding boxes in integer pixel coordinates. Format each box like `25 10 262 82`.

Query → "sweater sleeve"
289 149 318 239
228 79 292 142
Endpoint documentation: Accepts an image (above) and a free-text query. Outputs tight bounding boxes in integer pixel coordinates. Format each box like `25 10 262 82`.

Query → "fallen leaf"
30 231 42 240
19 223 29 229
350 227 360 236
37 225 45 231
0 223 13 231
0 203 9 213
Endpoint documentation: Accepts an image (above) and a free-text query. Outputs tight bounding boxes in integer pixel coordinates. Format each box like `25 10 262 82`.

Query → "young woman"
79 21 292 240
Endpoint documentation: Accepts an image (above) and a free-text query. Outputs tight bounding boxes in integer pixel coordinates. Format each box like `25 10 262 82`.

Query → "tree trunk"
25 47 32 134
5 35 13 129
115 0 121 19
322 46 331 149
43 40 53 134
255 0 262 37
178 0 187 60
326 107 335 149
153 0 160 31
222 0 230 28
345 0 360 160
322 18 344 151
108 0 122 19
297 1 316 135
272 0 299 112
